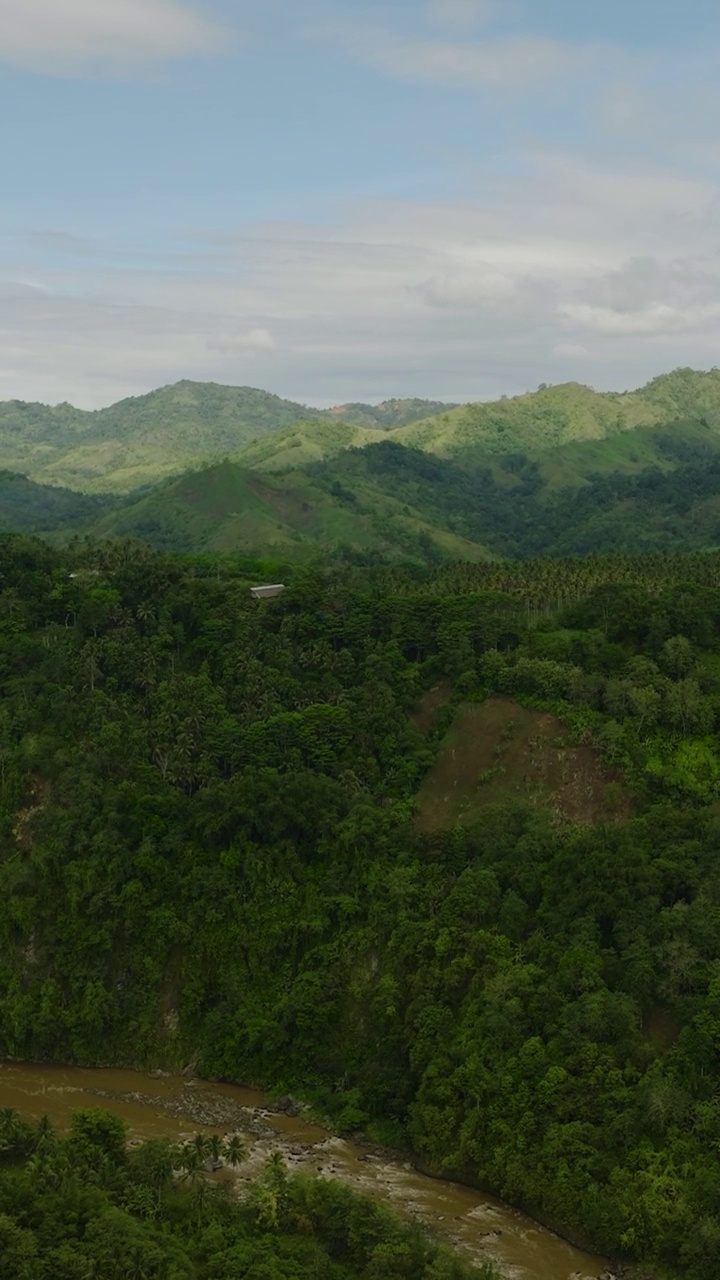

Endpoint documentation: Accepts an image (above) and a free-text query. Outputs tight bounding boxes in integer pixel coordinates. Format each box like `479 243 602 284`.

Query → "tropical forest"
4 371 720 1279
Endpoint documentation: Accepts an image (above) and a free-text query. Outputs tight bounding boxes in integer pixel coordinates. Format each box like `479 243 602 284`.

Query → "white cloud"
553 342 593 359
321 25 580 89
4 154 720 408
424 0 497 30
0 0 229 75
559 302 720 336
207 329 277 355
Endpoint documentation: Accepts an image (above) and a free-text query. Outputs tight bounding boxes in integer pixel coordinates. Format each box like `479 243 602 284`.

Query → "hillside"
0 470 113 533
0 382 326 494
93 458 493 562
394 366 720 458
4 539 720 1279
6 366 720 496
0 384 454 494
232 419 387 472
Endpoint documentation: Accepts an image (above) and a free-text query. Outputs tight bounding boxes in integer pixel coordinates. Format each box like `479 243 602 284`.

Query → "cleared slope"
94 459 493 561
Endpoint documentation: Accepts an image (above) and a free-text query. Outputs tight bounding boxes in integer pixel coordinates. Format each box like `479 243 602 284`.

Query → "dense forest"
4 537 720 1277
0 1106 492 1279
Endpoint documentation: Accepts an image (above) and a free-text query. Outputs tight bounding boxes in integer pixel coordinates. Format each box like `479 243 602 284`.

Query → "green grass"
92 459 495 561
232 420 387 472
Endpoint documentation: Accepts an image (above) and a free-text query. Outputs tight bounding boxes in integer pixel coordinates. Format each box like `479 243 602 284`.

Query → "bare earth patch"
415 697 628 831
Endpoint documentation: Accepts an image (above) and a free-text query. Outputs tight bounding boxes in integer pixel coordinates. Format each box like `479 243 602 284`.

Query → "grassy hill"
393 367 720 458
232 419 387 472
0 384 455 494
92 458 493 562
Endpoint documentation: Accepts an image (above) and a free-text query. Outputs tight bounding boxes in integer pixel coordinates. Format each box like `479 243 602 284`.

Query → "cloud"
0 0 229 75
424 0 497 30
553 342 593 359
320 25 581 89
207 329 277 355
4 154 720 408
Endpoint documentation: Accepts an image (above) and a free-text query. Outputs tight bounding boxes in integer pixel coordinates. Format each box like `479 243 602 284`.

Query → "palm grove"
3 535 720 1277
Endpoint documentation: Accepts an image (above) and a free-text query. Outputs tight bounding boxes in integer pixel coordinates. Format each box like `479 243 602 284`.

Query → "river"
0 1061 611 1280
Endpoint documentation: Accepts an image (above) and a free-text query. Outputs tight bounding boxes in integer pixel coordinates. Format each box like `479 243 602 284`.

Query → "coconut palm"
223 1134 246 1168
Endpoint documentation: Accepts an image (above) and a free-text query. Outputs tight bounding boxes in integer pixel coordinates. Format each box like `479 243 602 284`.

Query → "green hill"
232 419 387 472
0 470 113 534
323 397 458 428
0 382 326 494
0 385 456 495
394 367 720 458
93 458 493 562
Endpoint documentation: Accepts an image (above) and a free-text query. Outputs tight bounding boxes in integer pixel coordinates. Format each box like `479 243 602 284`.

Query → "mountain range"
7 366 720 562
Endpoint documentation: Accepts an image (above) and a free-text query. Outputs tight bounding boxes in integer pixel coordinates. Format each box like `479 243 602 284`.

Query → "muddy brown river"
0 1062 611 1280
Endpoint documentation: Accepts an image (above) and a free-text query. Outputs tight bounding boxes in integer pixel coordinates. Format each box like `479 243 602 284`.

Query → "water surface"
0 1062 610 1280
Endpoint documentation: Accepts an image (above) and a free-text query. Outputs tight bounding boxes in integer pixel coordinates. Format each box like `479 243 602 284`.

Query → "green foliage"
0 1118 488 1280
0 384 455 495
4 538 720 1276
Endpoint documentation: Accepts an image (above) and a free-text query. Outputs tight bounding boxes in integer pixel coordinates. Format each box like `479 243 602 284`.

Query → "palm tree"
207 1133 224 1169
34 1113 56 1153
222 1134 246 1169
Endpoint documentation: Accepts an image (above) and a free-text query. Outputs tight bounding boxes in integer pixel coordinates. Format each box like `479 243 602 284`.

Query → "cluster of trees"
312 434 720 560
5 536 720 1276
0 1107 489 1279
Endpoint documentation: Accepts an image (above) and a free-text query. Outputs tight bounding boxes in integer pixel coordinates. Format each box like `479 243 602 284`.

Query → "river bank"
0 1060 612 1280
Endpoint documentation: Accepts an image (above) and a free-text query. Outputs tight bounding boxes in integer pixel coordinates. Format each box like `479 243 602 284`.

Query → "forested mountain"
0 384 454 494
4 537 720 1279
84 426 720 562
392 366 720 458
5 366 720 496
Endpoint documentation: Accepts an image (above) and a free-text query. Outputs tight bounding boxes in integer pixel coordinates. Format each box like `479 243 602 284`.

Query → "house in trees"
250 584 285 600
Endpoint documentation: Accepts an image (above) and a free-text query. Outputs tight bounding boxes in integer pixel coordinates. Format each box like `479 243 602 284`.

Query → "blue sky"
1 0 720 407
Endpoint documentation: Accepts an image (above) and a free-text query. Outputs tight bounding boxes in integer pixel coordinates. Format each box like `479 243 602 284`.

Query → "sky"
2 0 720 408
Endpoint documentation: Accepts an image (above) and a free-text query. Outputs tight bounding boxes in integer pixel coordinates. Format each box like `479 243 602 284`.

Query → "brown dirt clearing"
415 697 629 831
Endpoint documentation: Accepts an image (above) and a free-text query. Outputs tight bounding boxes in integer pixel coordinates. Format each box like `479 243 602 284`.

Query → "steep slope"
0 471 113 533
94 459 492 561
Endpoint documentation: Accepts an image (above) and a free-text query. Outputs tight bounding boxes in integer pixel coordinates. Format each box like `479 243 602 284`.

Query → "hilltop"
0 383 455 494
391 366 720 459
